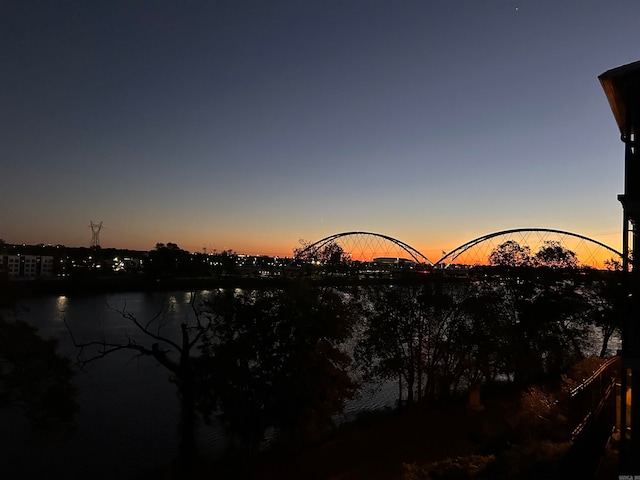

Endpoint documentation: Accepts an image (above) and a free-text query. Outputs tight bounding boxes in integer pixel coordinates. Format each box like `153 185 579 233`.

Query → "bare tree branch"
106 300 183 353
62 291 219 464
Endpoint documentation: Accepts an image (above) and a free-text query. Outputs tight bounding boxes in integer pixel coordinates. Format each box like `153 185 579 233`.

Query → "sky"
1 0 639 258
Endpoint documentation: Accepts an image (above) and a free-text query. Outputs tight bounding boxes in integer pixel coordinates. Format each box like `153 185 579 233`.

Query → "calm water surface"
0 291 394 479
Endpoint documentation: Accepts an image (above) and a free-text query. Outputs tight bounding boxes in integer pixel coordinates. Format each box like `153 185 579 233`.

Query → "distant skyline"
2 1 639 258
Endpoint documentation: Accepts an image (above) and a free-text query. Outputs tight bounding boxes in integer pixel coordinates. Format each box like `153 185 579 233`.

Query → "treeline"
356 269 621 408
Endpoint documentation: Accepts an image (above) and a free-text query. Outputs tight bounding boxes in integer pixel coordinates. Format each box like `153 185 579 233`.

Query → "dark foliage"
0 316 77 430
356 279 463 406
202 280 358 450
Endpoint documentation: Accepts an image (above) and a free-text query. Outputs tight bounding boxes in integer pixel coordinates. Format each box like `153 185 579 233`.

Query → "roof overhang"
599 60 640 138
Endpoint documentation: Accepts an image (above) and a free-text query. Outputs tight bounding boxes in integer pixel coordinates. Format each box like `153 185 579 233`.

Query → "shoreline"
0 274 410 300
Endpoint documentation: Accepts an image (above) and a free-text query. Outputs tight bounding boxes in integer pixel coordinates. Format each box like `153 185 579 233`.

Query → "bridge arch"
294 231 433 265
435 228 623 269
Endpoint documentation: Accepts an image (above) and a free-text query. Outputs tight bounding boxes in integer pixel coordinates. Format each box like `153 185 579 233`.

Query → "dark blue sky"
1 1 638 256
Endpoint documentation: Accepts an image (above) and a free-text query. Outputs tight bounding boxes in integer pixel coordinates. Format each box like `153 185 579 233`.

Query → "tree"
533 241 578 269
320 241 351 265
355 280 463 407
522 281 590 376
145 242 195 277
488 240 532 267
67 294 213 466
578 271 624 357
459 286 512 386
202 281 357 450
0 316 77 431
604 257 623 271
293 238 312 255
208 249 238 276
294 239 351 265
467 271 589 385
356 284 421 406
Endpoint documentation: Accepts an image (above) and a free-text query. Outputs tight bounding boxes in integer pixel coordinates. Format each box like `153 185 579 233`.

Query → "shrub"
401 455 495 480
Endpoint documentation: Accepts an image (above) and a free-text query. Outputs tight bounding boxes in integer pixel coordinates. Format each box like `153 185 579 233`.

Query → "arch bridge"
294 231 433 266
295 229 623 271
435 228 623 270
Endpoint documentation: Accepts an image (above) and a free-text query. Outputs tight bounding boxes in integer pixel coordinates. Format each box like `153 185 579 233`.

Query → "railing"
568 356 621 440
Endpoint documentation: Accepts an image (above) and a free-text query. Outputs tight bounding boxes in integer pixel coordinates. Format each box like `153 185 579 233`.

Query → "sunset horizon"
2 1 636 264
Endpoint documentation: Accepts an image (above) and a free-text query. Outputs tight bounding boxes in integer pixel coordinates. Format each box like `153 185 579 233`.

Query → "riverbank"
144 379 614 480
252 403 485 480
143 400 486 480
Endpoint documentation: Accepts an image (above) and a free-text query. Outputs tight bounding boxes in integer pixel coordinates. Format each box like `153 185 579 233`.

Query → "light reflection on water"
0 290 395 479
0 292 226 479
55 295 68 319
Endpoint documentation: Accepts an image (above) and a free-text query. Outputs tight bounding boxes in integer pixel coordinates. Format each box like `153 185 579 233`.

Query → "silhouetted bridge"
295 228 624 270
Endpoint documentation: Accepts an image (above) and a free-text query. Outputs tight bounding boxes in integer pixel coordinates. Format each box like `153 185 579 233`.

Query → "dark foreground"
141 384 618 480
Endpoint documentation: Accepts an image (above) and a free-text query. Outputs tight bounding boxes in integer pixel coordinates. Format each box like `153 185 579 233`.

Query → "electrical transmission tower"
89 221 103 248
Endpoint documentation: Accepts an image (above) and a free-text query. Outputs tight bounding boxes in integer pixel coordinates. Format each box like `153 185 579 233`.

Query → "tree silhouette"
145 242 202 277
321 241 351 264
202 280 357 451
488 240 532 267
66 294 212 466
533 241 578 269
578 271 624 357
460 286 512 386
67 283 357 463
462 271 591 385
604 257 623 271
294 239 351 265
0 315 77 431
356 280 463 407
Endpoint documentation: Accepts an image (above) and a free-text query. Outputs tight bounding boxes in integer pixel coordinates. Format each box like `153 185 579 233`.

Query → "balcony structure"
600 59 640 473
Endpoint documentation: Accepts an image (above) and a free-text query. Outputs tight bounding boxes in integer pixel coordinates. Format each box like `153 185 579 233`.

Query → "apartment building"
0 255 53 279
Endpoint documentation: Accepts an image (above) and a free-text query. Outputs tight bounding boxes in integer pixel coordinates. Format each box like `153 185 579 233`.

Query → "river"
0 290 396 479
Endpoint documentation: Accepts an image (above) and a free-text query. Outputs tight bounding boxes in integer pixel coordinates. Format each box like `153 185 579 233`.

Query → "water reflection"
1 291 228 479
55 295 68 321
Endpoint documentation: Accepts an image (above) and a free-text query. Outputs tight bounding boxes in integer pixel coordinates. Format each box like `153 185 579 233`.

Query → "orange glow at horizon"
436 235 623 269
96 230 623 269
289 231 623 269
